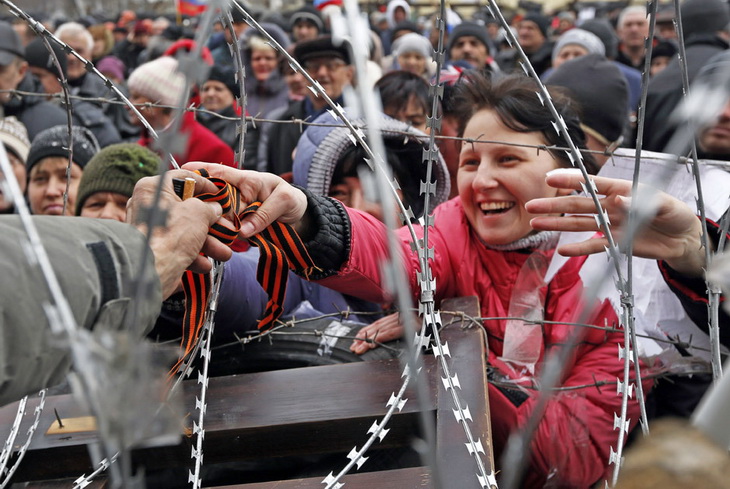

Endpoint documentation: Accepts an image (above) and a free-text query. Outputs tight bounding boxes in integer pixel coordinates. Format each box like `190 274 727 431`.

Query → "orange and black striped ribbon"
170 169 318 378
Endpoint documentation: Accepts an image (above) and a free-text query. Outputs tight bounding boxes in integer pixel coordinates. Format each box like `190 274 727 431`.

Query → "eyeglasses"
304 59 346 73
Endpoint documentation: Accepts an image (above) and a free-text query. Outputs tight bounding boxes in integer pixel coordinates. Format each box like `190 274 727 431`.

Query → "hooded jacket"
292 111 451 216
385 0 411 29
298 195 648 489
643 34 730 152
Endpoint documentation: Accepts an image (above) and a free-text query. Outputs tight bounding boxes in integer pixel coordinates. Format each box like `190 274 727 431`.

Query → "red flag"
176 0 207 16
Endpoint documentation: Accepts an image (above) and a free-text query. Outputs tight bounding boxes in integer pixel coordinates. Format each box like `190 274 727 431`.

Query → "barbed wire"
1 0 729 488
7 86 730 169
0 390 47 488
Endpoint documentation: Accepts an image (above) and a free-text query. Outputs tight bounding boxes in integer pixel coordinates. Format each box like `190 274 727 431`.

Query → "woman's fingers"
530 214 602 233
544 171 633 196
526 194 613 216
182 162 308 237
350 313 405 354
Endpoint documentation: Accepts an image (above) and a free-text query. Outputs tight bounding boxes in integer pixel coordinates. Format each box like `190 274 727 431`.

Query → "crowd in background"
1 0 730 487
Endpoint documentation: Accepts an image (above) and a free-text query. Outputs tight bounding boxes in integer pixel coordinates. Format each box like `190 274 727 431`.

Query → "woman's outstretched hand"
182 162 309 238
526 172 707 277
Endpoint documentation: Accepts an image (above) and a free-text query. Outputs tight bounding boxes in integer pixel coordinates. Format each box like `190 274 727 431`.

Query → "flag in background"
176 0 207 17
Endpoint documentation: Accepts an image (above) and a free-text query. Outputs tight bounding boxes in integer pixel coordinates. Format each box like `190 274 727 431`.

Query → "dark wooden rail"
6 297 492 488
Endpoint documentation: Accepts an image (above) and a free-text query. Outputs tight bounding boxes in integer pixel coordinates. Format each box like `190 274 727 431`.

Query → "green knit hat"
75 143 161 215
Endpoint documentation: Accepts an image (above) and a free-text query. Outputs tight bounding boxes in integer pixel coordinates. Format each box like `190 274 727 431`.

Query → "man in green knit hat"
76 143 160 222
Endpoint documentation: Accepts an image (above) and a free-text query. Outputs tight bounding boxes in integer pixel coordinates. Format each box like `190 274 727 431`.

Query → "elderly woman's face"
201 80 235 112
251 48 278 82
457 109 563 245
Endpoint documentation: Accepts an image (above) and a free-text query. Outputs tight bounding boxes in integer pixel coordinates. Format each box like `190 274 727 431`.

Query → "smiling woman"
191 72 642 488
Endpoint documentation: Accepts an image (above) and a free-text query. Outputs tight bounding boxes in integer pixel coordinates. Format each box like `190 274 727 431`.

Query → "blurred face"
657 22 677 41
79 191 128 222
284 66 308 99
92 38 107 59
397 51 427 75
457 109 563 245
0 58 26 104
517 21 546 53
650 56 671 77
304 56 353 105
553 44 589 69
131 31 149 47
201 80 235 112
699 100 730 156
328 174 402 222
385 95 427 133
0 150 26 212
251 48 278 82
128 91 166 128
29 66 62 95
558 19 574 34
293 20 319 42
450 35 488 69
393 6 407 24
618 11 649 49
59 35 91 81
27 157 83 216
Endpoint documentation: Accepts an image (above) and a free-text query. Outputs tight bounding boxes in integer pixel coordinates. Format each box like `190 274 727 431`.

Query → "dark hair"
452 73 598 174
332 140 428 218
374 71 430 122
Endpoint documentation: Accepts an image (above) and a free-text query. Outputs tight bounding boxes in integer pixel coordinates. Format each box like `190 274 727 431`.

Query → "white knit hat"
393 32 432 59
0 116 30 162
552 29 605 63
127 56 186 107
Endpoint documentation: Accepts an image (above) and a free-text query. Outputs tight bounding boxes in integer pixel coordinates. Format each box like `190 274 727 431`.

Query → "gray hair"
618 6 647 29
55 22 94 54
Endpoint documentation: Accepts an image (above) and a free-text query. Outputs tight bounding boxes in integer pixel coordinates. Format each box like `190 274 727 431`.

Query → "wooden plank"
22 467 430 489
436 296 495 489
3 297 492 488
0 358 435 481
211 466 431 489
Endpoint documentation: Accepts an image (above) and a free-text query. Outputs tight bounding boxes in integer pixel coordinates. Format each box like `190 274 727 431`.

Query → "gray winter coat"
0 216 160 406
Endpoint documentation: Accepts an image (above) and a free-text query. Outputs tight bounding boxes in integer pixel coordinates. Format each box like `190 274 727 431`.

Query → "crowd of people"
1 0 730 487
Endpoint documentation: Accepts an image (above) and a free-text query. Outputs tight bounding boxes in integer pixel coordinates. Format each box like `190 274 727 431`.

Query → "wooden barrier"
6 297 492 488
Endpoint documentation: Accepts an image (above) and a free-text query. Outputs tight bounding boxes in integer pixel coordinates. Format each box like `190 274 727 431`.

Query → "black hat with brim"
294 35 350 65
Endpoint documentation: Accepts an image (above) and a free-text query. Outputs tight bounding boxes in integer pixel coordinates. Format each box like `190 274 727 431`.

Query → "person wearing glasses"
258 36 355 178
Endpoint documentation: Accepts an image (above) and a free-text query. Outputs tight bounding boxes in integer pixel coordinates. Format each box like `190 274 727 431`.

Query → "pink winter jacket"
319 198 649 489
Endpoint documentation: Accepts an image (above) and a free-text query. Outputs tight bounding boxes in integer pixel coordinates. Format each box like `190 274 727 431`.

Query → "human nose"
100 202 126 222
719 100 730 121
472 161 498 191
45 176 65 197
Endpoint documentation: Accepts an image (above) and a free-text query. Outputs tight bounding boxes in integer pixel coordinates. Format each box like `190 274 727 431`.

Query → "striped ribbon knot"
171 169 318 378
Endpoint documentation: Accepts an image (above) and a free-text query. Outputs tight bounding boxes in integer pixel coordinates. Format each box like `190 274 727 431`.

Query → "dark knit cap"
392 20 419 36
651 39 678 60
581 18 619 59
681 0 730 40
294 35 351 64
521 13 550 38
0 21 24 65
25 38 68 79
207 64 240 99
290 5 324 32
546 53 628 145
75 143 161 215
448 21 491 54
26 125 100 173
